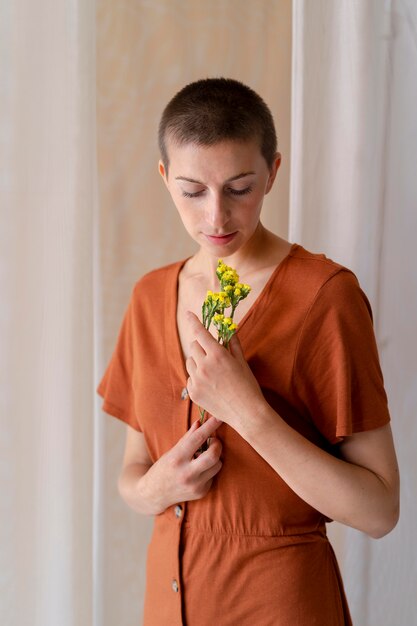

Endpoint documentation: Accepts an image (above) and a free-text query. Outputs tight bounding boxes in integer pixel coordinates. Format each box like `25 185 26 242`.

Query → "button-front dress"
97 242 391 625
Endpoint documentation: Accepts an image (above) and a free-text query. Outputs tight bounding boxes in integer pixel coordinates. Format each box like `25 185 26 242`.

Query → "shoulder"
125 258 189 320
288 243 371 317
289 243 353 284
130 257 187 298
287 247 377 353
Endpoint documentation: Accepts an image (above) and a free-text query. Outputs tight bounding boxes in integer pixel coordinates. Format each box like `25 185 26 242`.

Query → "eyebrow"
174 171 256 184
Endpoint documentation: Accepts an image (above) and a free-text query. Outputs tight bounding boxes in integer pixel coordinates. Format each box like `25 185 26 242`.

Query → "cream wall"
96 2 292 623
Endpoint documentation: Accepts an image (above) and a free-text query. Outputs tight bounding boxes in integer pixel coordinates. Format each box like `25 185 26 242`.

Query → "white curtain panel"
291 1 417 625
0 1 97 625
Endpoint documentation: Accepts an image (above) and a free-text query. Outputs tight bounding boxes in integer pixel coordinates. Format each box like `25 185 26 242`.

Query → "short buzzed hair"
158 77 278 177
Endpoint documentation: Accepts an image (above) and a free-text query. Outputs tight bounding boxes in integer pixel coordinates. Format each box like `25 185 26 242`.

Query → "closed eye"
182 190 203 198
229 186 253 196
181 186 253 198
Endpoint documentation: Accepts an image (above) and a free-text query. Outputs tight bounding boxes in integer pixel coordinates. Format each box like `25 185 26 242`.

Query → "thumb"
229 332 245 360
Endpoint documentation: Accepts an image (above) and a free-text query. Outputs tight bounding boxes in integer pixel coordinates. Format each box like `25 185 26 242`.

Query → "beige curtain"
291 1 417 624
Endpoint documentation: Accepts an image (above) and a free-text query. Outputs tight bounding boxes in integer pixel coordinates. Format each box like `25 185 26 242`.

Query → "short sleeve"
96 284 142 432
293 269 391 445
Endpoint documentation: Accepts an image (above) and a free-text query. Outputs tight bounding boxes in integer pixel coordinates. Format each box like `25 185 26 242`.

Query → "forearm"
117 463 167 516
241 401 397 538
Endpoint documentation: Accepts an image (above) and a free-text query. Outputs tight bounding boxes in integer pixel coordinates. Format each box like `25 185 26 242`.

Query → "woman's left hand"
185 311 266 432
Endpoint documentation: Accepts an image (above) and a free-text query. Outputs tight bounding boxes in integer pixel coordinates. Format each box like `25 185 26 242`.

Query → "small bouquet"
195 259 251 454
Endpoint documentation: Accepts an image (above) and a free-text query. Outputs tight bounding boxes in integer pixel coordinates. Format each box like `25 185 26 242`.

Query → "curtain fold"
290 0 392 299
0 2 97 625
291 1 417 624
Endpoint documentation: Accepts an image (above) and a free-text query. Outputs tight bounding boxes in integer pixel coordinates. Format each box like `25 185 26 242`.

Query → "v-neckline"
170 242 299 379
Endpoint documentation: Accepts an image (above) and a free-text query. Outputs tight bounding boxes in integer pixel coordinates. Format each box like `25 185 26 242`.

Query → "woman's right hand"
140 415 223 514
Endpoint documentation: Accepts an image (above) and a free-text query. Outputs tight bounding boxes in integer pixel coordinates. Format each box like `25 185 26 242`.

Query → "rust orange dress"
97 242 391 625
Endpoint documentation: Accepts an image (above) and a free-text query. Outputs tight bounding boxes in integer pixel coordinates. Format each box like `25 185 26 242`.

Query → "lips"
205 232 237 245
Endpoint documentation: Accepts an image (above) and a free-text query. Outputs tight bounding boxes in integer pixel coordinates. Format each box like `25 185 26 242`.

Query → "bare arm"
242 402 400 538
117 425 157 515
183 312 400 539
117 416 223 516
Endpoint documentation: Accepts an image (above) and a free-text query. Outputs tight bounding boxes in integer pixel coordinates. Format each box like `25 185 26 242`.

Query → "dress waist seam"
181 522 327 539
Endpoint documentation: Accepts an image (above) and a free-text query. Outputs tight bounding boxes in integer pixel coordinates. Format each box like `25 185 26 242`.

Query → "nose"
205 193 231 231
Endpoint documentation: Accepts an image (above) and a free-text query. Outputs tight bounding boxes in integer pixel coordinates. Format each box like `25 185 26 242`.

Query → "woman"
97 78 400 625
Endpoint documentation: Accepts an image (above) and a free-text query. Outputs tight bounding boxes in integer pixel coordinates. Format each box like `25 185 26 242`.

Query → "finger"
178 419 199 444
186 311 220 356
192 437 223 469
189 338 207 360
228 332 245 360
182 415 223 458
185 355 197 376
181 415 220 441
208 434 222 448
198 459 223 484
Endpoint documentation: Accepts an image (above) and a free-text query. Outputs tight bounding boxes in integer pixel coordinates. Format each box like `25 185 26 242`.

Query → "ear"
265 152 281 195
158 159 169 188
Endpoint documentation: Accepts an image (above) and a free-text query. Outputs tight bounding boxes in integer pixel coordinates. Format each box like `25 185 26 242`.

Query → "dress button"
174 504 183 518
181 387 189 400
172 578 179 593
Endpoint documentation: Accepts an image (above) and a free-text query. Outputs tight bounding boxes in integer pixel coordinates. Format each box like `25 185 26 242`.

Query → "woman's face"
159 138 281 256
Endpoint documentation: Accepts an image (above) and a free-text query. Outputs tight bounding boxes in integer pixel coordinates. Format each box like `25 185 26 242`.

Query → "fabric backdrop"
1 1 416 625
95 1 292 624
291 2 417 625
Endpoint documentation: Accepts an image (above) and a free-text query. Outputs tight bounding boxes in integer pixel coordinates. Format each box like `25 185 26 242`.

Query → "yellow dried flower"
221 269 239 285
196 259 251 447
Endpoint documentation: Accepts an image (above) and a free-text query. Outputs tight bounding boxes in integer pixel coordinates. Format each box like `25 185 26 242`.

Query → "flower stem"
198 405 206 424
196 406 209 456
